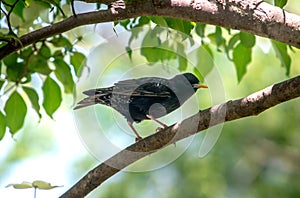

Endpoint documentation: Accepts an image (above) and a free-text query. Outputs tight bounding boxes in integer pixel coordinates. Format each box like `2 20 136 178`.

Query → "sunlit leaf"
226 33 240 59
149 16 168 27
197 44 214 76
23 87 42 119
208 27 225 51
215 26 225 50
141 29 161 62
4 91 27 134
233 43 252 82
32 180 62 189
70 52 86 77
272 40 291 75
6 181 32 189
177 43 187 71
0 111 6 140
135 16 150 27
54 58 75 93
42 77 62 118
118 19 131 30
195 23 206 38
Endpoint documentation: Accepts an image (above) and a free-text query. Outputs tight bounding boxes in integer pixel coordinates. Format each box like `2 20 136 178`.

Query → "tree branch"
1 0 300 59
60 75 300 197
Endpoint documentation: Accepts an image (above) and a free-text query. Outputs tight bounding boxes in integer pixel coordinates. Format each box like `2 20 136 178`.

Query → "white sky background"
0 110 90 197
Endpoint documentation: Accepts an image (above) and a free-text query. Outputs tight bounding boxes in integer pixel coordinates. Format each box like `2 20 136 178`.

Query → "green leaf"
193 68 204 83
40 44 51 58
149 16 168 27
6 182 33 189
233 43 252 82
4 91 27 134
271 40 291 75
165 18 194 36
135 16 150 27
118 19 131 30
0 111 6 140
141 30 161 62
126 46 133 60
50 36 72 49
3 53 18 67
0 79 5 91
28 54 52 75
4 0 26 20
158 41 177 61
23 87 42 119
70 52 86 77
208 27 225 51
54 59 75 93
177 43 187 71
215 26 225 50
239 32 256 48
6 62 25 82
274 0 287 8
225 33 240 60
196 44 214 76
42 76 62 118
32 180 62 190
20 47 33 58
227 34 240 51
195 23 206 38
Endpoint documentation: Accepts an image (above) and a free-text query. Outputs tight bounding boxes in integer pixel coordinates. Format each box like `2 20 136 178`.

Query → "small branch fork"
60 75 300 198
0 0 20 33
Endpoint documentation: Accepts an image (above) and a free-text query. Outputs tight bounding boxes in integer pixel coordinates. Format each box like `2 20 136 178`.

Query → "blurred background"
1 1 300 197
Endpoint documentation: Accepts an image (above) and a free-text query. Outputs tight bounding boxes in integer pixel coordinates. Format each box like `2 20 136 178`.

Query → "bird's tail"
73 98 97 110
73 88 112 110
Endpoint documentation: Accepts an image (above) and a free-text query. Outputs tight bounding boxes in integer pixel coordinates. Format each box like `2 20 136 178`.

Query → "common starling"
74 73 208 141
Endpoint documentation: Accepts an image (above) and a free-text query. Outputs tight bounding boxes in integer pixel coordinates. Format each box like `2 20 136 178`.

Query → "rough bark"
60 75 300 197
0 0 300 59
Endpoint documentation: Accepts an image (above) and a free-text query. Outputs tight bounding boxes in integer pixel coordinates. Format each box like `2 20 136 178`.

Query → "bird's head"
182 73 208 90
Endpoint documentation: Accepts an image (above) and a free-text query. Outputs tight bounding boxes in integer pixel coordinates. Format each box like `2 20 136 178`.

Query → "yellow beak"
197 84 208 89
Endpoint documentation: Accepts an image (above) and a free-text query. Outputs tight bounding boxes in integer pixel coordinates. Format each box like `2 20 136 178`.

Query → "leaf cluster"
0 35 86 139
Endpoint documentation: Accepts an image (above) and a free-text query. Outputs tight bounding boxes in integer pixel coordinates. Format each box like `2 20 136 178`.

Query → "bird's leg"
146 114 168 132
127 121 142 142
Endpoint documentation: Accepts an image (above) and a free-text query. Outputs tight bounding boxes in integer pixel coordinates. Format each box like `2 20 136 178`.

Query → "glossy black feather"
74 73 202 123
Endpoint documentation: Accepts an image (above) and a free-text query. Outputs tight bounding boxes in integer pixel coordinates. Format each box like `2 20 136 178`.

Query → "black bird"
74 73 208 141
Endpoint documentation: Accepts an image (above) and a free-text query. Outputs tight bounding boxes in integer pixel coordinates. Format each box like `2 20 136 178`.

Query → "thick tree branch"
1 0 300 59
60 75 300 198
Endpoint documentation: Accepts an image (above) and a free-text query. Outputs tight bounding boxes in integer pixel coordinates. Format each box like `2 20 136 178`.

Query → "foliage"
0 0 295 139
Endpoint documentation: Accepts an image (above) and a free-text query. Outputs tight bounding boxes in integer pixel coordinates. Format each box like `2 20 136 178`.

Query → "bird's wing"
113 77 172 98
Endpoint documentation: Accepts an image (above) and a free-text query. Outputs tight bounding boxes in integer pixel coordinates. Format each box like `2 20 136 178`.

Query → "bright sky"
0 106 91 197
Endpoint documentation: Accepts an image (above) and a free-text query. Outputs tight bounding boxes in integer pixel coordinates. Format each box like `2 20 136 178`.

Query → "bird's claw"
135 136 143 142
